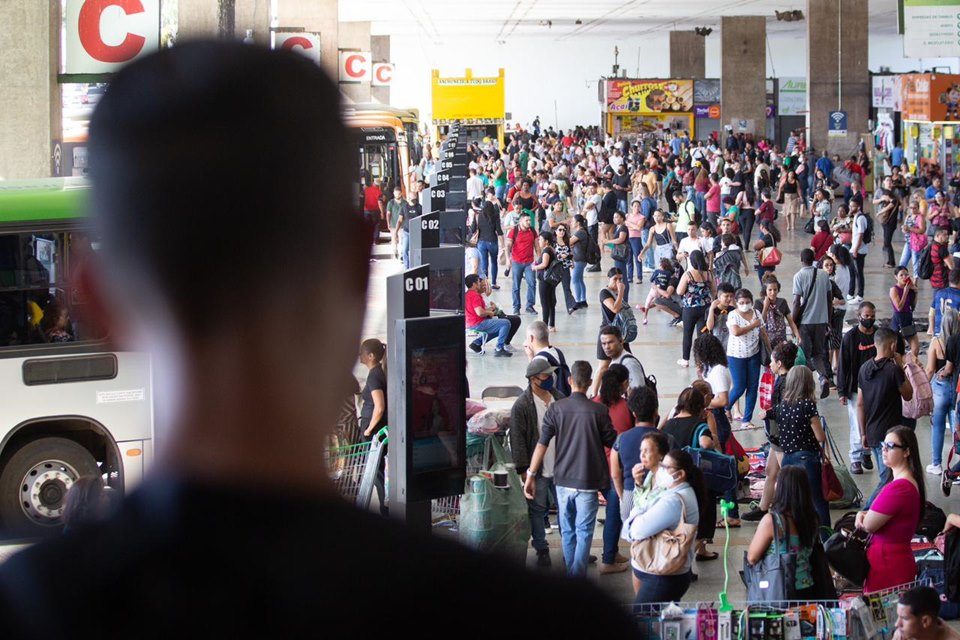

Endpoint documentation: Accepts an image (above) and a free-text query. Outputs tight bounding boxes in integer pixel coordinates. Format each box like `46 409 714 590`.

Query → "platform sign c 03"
903 0 960 58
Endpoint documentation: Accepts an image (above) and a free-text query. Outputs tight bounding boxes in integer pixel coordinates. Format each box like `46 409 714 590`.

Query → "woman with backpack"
769 365 831 538
745 466 819 599
568 214 591 310
531 230 560 331
735 183 758 250
676 250 715 368
637 209 678 269
925 308 958 475
900 200 927 278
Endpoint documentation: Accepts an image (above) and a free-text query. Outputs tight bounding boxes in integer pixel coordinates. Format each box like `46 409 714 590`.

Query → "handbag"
820 446 844 502
630 497 699 576
804 216 816 234
610 242 630 262
760 246 783 267
742 512 798 601
823 527 870 587
543 257 565 286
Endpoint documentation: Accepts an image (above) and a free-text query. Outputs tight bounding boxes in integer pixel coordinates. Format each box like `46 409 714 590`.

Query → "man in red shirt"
464 274 513 357
363 178 385 242
507 214 538 315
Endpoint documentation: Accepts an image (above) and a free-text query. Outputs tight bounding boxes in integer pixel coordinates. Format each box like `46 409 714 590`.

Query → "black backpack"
857 213 874 245
917 501 947 541
537 348 572 397
917 244 934 280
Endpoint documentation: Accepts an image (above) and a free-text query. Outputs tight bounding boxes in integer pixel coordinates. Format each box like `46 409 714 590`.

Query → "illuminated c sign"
65 0 160 73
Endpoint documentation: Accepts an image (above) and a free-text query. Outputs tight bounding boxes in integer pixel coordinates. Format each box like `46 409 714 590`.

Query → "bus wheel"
0 438 99 537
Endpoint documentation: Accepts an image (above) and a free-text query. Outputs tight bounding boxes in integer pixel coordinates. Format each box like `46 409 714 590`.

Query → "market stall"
600 78 695 142
431 68 506 148
899 73 960 179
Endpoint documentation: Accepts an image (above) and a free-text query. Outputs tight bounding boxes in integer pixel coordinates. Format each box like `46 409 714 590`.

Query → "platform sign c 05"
64 0 161 74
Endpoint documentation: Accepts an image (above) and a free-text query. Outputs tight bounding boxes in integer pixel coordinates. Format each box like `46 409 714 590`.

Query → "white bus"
0 178 153 537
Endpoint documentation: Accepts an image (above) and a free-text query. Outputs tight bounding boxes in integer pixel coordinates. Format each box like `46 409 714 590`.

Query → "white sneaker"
503 344 516 353
677 359 690 367
926 463 943 475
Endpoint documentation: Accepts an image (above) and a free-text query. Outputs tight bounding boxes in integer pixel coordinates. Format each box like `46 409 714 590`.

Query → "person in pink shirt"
705 173 721 226
625 199 646 284
855 425 924 593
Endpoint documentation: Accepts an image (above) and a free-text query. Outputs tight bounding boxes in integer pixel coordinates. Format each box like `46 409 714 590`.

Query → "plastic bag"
459 436 531 565
758 367 774 412
465 398 487 420
467 409 501 435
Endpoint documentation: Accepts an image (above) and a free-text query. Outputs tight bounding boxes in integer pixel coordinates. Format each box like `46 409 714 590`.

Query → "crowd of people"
362 122 960 606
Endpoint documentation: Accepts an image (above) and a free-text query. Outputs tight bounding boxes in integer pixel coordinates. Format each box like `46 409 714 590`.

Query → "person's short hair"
817 220 829 232
717 282 735 295
540 230 555 243
874 327 898 347
570 360 592 388
464 273 482 289
88 42 353 335
627 385 658 422
601 180 613 189
858 300 876 313
641 430 670 457
735 288 753 301
527 320 549 343
599 325 623 341
898 586 941 620
676 386 706 416
800 248 815 265
607 267 623 278
771 341 798 370
935 225 950 237
950 267 960 286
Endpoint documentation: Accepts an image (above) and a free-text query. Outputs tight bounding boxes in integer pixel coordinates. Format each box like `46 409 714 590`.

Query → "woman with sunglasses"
855 426 925 593
553 223 578 314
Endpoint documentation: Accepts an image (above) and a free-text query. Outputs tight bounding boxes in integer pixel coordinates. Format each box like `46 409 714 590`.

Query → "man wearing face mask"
510 359 565 568
837 301 881 474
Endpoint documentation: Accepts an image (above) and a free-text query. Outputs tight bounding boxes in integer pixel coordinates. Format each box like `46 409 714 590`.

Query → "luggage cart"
326 426 388 511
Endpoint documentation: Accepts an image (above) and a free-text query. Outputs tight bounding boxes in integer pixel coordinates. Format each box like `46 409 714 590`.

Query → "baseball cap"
526 359 557 378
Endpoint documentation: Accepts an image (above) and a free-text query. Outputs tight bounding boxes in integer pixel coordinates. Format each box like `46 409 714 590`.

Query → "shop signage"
903 0 960 58
899 73 960 121
777 77 807 116
339 50 371 84
432 69 506 123
872 76 897 109
274 32 321 64
694 105 721 119
828 110 848 137
372 62 394 87
605 79 694 114
693 79 721 104
64 0 161 74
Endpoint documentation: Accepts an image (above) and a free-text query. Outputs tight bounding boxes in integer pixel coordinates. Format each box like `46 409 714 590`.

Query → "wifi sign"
827 110 847 137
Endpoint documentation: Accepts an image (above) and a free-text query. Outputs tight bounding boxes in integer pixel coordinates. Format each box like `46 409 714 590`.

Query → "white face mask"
655 467 676 490
737 302 753 313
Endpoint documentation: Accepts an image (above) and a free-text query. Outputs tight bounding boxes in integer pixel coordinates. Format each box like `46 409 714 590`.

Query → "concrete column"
339 21 371 103
807 0 869 156
0 1 60 179
721 16 767 143
276 0 339 79
178 0 269 44
669 31 705 79
371 35 391 105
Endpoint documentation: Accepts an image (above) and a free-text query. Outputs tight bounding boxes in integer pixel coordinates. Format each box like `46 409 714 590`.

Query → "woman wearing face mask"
726 289 772 430
623 449 704 605
856 426 925 593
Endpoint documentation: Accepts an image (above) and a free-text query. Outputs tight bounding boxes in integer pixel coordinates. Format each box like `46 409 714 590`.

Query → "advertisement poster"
694 79 721 104
432 69 506 121
605 79 694 114
899 73 960 121
872 76 897 109
900 74 932 120
903 0 960 58
777 77 807 116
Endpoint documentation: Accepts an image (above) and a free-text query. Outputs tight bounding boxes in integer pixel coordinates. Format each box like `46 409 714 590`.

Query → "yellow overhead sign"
431 68 505 122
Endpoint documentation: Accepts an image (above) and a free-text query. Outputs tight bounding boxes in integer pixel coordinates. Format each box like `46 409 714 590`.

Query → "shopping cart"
326 426 388 511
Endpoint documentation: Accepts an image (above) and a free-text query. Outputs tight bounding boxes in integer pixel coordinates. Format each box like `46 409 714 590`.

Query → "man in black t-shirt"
0 43 637 638
857 328 914 506
598 180 619 245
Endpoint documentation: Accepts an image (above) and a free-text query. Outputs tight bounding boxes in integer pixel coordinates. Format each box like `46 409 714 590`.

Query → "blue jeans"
628 237 645 281
527 475 556 553
495 183 507 202
556 486 600 577
511 261 536 311
899 242 918 278
470 318 511 350
600 485 622 564
781 450 831 540
695 192 706 215
932 376 956 466
728 352 761 423
572 261 587 303
640 228 655 269
477 240 499 285
613 260 630 303
398 229 409 269
846 392 864 464
633 569 693 607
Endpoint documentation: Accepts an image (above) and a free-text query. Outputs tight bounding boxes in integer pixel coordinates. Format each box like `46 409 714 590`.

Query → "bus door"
359 128 400 195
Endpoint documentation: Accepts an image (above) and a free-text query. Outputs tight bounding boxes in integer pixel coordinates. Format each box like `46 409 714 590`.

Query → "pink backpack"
902 354 933 419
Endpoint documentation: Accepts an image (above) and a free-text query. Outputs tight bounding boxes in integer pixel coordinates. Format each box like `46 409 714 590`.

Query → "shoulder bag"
742 512 798 601
630 495 699 576
823 527 870 587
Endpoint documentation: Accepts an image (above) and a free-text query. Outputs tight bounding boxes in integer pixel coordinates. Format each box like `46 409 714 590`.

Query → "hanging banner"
274 32 321 64
339 50 371 84
777 77 807 116
64 0 161 74
693 79 721 105
872 76 897 109
372 62 395 87
903 0 960 58
605 79 694 114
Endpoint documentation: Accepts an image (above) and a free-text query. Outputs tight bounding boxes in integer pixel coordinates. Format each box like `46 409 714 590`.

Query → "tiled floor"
359 228 960 606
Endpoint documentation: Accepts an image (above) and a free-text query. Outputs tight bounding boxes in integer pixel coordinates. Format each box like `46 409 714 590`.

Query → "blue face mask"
539 376 555 391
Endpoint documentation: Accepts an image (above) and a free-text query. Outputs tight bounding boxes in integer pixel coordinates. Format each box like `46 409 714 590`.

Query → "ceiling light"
694 27 712 36
775 10 804 21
